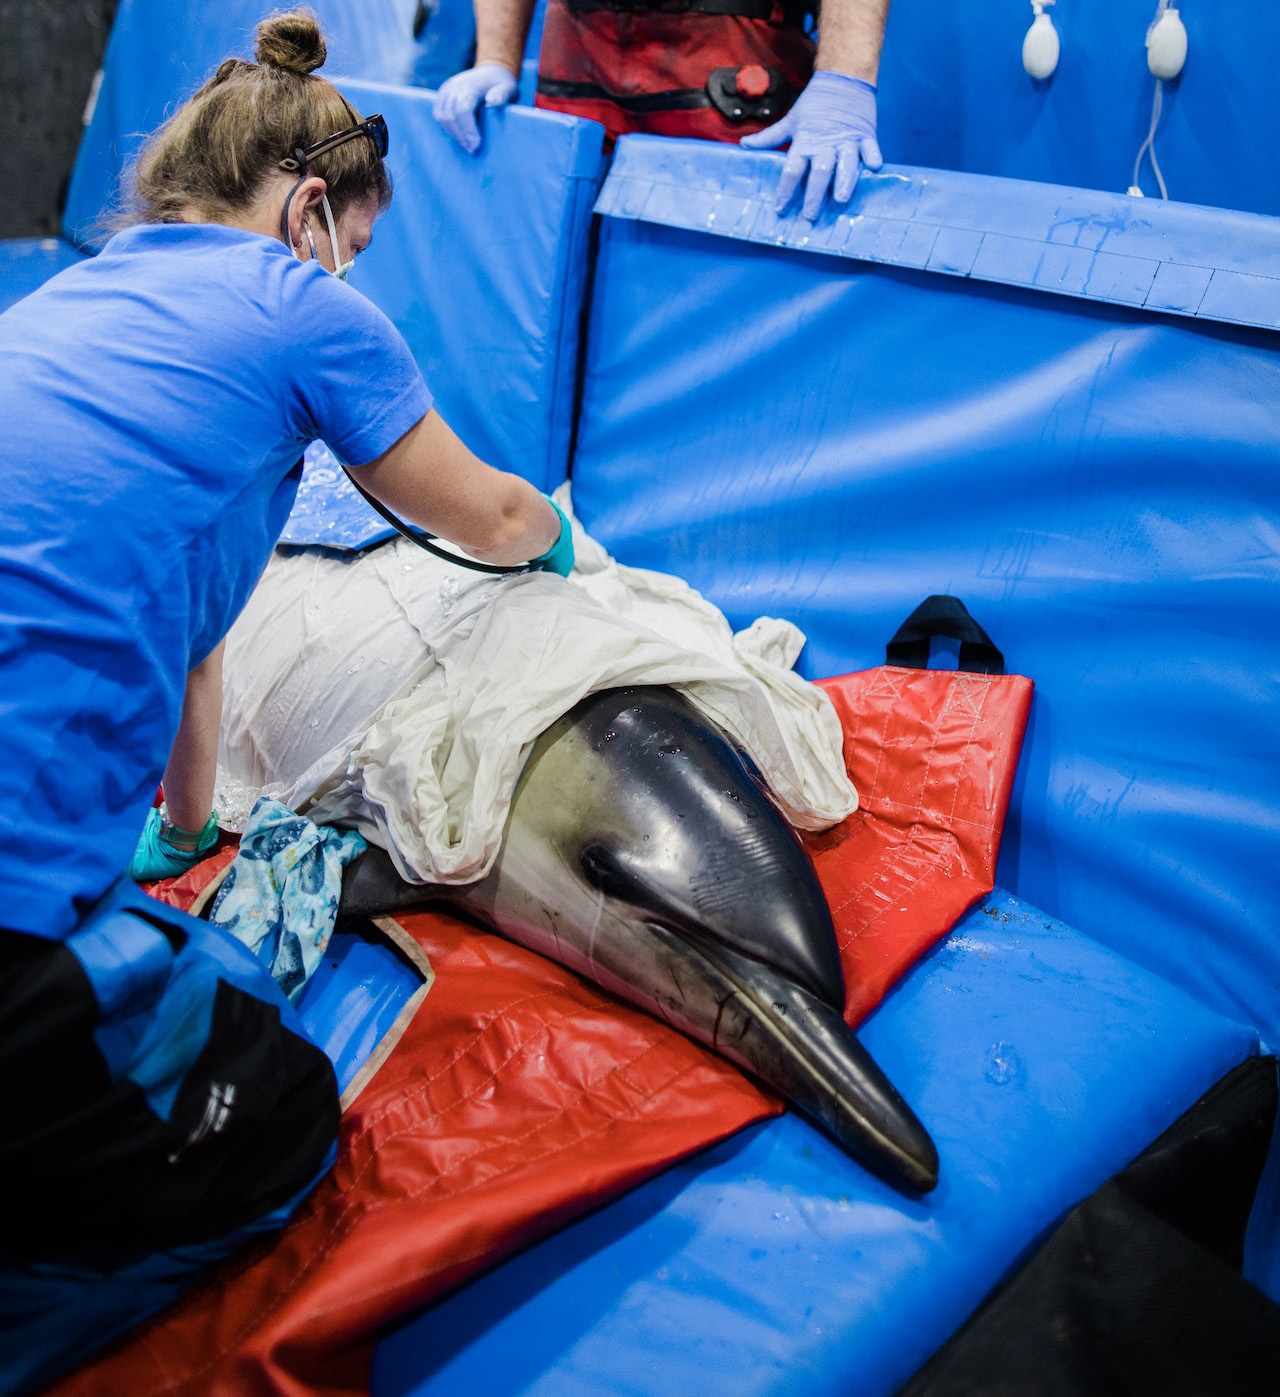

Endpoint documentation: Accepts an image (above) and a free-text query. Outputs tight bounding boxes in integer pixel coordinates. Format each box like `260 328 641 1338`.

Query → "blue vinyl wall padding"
575 135 1280 1054
0 238 89 314
61 0 564 249
323 79 604 495
278 443 392 551
519 0 551 104
597 138 1280 331
409 0 477 91
64 0 425 244
876 0 1280 220
373 890 1259 1397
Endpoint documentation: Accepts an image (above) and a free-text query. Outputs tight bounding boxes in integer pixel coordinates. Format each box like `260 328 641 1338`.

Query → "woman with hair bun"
0 10 572 1388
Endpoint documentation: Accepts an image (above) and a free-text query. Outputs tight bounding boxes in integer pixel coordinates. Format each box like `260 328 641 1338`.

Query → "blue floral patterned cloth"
208 797 367 1001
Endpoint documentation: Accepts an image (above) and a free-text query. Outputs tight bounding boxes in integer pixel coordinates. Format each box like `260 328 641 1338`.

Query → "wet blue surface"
373 889 1257 1397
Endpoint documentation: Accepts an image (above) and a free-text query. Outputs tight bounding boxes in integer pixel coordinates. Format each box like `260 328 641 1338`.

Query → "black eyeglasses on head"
279 113 389 176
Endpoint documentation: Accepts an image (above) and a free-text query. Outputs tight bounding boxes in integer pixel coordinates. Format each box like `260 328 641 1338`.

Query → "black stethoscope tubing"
341 466 531 575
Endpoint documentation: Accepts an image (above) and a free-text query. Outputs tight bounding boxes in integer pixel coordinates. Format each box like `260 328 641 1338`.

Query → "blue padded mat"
518 0 551 105
279 442 392 551
0 238 90 314
295 923 427 1098
574 139 1280 1054
372 889 1258 1396
269 82 602 534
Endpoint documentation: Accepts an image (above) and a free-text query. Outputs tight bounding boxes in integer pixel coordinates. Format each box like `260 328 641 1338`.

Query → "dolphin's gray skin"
341 686 938 1195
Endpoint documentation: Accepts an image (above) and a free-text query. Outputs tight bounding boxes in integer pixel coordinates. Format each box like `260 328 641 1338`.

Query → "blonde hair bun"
255 9 327 75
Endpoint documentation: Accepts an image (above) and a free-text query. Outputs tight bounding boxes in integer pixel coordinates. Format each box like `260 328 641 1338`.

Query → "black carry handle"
885 595 1005 675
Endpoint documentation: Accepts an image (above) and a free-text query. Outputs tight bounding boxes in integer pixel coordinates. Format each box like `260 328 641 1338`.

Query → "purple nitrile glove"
740 70 882 220
433 62 520 154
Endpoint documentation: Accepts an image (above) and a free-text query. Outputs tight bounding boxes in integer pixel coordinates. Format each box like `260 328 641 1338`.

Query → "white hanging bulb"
1146 6 1188 80
1023 1 1060 81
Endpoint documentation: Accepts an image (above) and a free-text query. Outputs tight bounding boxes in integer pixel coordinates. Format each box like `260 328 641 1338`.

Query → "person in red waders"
433 0 890 220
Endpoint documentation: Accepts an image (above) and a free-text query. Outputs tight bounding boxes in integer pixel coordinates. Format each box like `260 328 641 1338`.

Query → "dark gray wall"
0 0 117 238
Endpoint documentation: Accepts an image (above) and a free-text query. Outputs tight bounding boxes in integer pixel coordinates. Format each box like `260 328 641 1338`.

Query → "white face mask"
301 194 354 281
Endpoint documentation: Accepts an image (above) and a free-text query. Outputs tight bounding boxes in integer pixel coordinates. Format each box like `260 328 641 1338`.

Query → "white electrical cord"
1129 78 1169 199
1128 2 1186 198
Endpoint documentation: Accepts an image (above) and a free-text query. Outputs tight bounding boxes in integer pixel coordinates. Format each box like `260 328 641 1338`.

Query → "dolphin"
341 685 938 1195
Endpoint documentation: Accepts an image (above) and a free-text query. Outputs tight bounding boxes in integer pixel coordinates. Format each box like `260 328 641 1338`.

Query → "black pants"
0 924 340 1264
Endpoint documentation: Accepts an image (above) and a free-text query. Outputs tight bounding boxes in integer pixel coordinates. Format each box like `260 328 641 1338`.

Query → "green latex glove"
532 495 575 577
129 806 219 882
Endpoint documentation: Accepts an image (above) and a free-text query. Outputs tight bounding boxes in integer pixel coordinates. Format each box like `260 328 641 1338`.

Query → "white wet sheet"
218 490 857 887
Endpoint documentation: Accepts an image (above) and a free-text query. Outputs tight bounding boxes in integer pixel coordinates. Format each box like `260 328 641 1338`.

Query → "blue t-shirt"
0 222 433 938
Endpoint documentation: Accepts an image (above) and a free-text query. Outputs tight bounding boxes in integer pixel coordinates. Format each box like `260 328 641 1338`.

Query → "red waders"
534 0 816 145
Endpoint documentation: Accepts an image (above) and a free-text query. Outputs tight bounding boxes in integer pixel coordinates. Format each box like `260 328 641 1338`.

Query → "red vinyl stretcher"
49 599 1030 1397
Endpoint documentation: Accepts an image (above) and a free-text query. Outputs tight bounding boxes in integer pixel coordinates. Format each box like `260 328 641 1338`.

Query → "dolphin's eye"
580 843 635 902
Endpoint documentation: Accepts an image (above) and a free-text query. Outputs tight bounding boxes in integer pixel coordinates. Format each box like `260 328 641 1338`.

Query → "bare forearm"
450 470 562 564
816 0 890 82
163 641 224 832
474 0 535 74
355 412 562 565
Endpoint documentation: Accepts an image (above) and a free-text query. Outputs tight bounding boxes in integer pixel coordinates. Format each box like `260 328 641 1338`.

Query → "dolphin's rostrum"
342 686 939 1196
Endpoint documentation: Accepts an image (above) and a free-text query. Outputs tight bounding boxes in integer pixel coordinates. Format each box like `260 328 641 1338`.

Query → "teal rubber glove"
129 806 219 883
531 495 575 577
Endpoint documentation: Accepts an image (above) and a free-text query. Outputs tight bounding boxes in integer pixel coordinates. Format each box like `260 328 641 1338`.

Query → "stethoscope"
281 213 532 576
339 466 533 576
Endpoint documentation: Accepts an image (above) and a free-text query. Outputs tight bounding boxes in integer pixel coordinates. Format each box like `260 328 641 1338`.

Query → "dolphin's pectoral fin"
338 845 444 920
579 841 846 1012
647 920 939 1196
